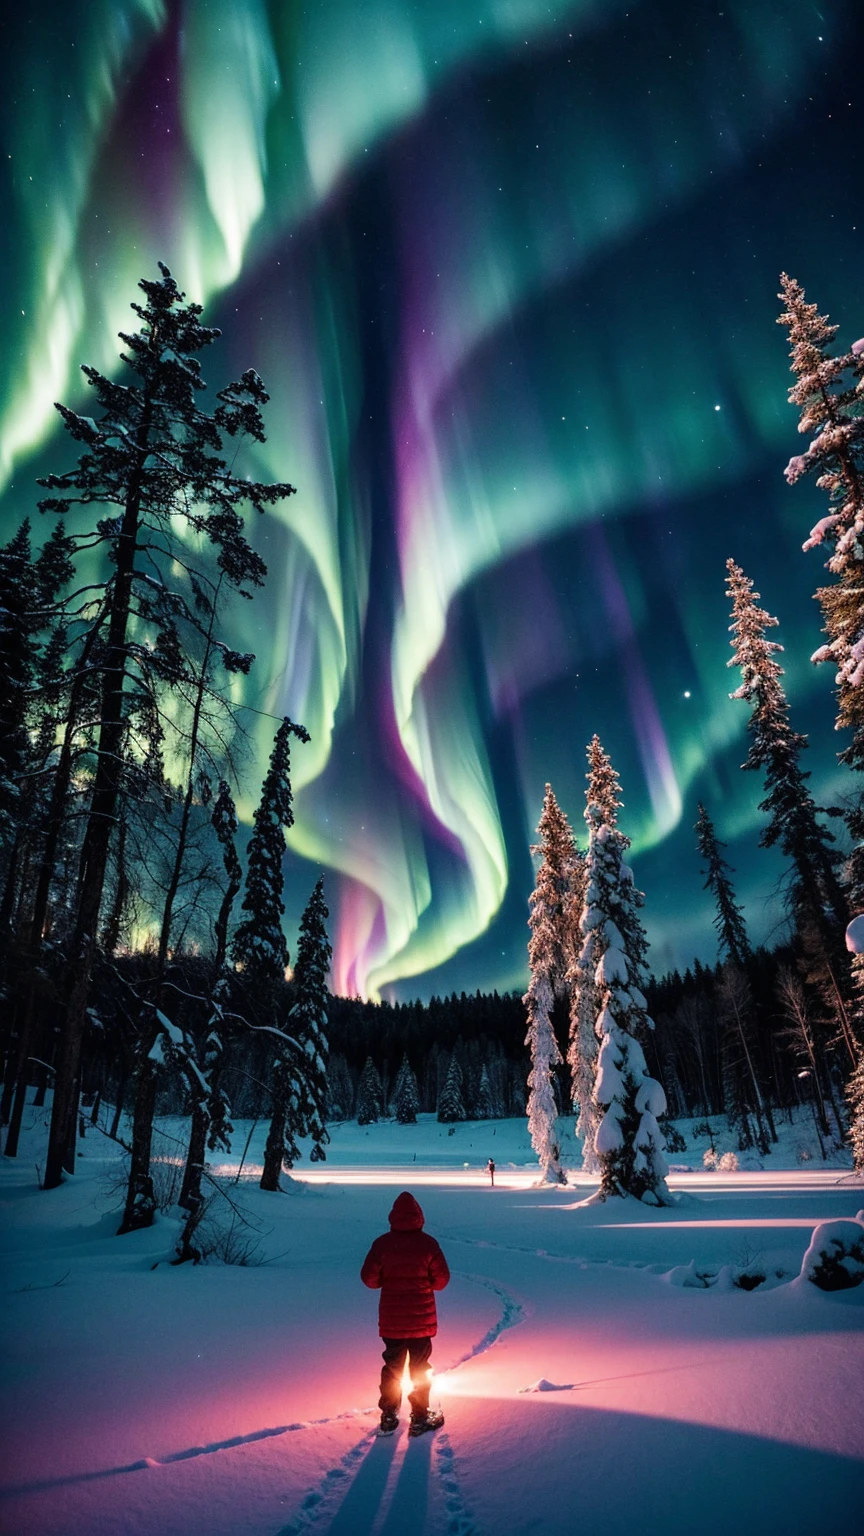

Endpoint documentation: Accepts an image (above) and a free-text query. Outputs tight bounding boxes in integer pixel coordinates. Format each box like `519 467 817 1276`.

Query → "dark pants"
378 1336 433 1416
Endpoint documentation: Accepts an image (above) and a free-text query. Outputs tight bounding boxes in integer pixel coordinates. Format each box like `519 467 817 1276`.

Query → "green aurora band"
1 0 861 997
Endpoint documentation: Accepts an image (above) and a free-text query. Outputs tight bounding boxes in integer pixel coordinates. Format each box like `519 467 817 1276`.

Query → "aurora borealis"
1 1 862 999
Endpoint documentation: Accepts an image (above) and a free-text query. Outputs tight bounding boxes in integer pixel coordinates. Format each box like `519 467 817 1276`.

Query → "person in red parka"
361 1191 450 1437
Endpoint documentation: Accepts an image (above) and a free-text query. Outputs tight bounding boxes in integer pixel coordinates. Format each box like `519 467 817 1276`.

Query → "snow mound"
846 914 864 954
663 1260 769 1292
798 1212 864 1291
519 1378 574 1393
664 1260 716 1289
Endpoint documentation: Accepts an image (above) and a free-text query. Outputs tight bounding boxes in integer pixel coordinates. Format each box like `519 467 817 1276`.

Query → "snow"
802 512 840 550
851 338 864 357
846 914 864 954
798 1215 864 1288
635 1078 666 1117
595 944 627 986
595 1107 625 1153
2 1104 864 1536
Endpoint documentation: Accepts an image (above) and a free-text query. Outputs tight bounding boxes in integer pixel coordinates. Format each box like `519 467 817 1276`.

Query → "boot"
408 1408 444 1438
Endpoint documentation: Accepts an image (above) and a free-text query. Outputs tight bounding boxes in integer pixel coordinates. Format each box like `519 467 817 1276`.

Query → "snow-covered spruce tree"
726 560 846 945
581 806 670 1204
437 1056 466 1123
585 734 623 829
524 786 578 1182
569 740 651 1173
260 876 331 1190
178 971 235 1212
388 1055 408 1117
394 1056 420 1125
39 265 294 1191
356 1057 384 1125
233 716 310 983
695 802 751 967
778 277 864 777
476 1063 495 1120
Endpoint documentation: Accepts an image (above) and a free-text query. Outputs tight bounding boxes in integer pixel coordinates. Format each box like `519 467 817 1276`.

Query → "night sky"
1 1 861 1000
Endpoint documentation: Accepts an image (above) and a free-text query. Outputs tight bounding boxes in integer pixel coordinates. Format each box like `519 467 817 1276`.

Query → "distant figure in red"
487 1158 496 1187
361 1191 450 1438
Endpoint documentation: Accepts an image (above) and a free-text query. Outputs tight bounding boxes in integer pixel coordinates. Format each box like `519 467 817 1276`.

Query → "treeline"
1 266 863 1226
325 990 528 1120
0 267 330 1249
515 276 864 1191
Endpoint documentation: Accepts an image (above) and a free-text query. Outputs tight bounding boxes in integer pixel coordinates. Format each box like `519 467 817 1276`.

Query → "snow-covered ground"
2 1105 863 1535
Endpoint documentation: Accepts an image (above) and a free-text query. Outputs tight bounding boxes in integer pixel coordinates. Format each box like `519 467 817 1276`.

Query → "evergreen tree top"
38 264 295 601
233 716 310 983
726 562 843 929
528 783 581 996
777 275 864 750
695 802 731 877
725 560 806 769
585 735 622 829
294 877 332 1010
695 802 751 966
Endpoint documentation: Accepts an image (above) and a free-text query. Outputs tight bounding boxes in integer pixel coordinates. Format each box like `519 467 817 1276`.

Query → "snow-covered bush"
703 1149 718 1171
718 1151 740 1172
799 1212 864 1291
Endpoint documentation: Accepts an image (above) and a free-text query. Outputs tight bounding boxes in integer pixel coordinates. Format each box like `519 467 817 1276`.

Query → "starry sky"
1 1 861 1000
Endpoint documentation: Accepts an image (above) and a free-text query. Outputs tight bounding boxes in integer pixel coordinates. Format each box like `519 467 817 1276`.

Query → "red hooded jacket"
360 1192 450 1338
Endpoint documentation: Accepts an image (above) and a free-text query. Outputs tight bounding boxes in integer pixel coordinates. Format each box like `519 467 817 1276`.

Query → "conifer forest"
2 9 863 1534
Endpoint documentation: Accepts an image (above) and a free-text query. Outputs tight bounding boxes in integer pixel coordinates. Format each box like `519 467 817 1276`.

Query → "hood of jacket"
388 1191 425 1231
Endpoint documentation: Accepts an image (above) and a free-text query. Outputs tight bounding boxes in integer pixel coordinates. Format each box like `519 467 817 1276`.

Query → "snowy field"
2 1106 864 1536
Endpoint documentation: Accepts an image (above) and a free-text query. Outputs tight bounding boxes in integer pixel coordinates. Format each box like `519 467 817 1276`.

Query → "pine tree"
437 1056 466 1123
585 735 623 828
394 1054 420 1124
778 278 864 719
695 803 751 966
569 740 651 1172
260 876 331 1190
39 264 294 1191
292 876 331 1161
177 971 235 1212
580 806 670 1204
529 785 582 995
211 782 242 972
476 1063 495 1120
233 717 310 983
726 560 846 943
778 277 864 901
524 786 576 1182
356 1056 384 1125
